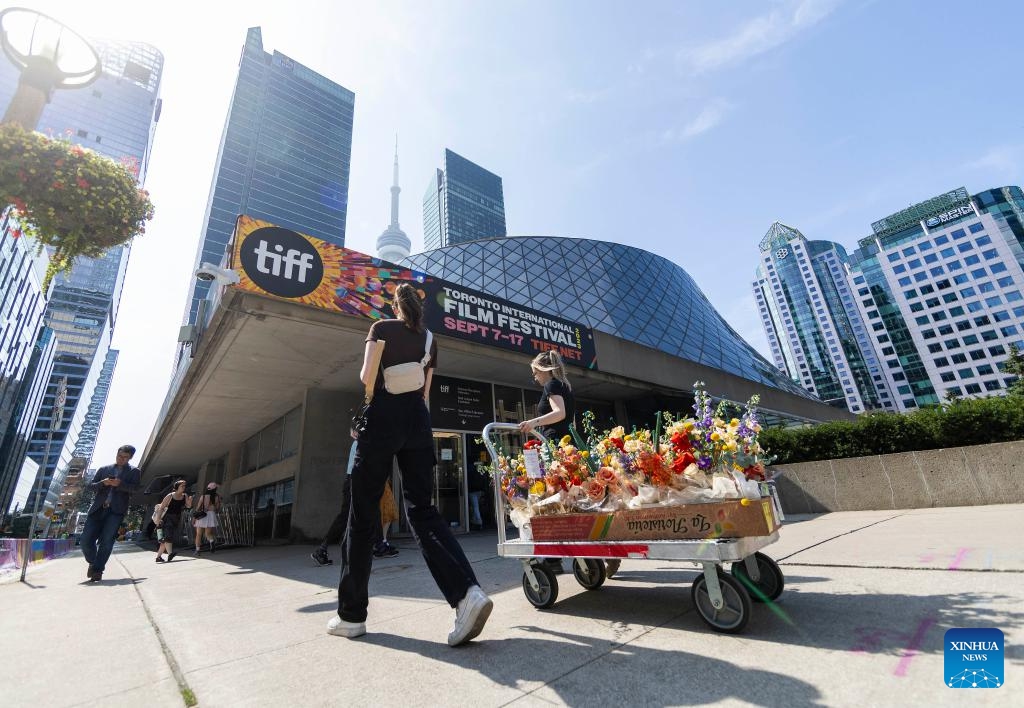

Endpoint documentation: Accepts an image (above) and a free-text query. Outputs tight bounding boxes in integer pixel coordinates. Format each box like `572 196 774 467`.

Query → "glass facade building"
0 40 164 514
755 186 1024 413
0 210 56 513
850 186 1024 406
754 223 891 413
184 27 355 325
73 348 118 460
402 236 813 398
422 150 506 251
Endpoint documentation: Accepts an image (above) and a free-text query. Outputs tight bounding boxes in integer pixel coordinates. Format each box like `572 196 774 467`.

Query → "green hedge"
762 395 1024 465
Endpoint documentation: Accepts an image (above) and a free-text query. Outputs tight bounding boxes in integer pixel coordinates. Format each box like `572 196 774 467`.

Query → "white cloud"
661 99 733 143
962 145 1022 178
565 86 614 104
680 0 843 74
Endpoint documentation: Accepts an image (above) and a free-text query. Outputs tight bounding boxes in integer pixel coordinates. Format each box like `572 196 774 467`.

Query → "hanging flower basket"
0 123 155 288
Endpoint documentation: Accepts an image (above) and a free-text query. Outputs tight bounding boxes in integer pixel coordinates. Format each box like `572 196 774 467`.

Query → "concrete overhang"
142 287 852 487
141 289 652 483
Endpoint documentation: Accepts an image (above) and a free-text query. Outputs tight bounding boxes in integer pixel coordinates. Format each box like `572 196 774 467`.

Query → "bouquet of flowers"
490 382 773 524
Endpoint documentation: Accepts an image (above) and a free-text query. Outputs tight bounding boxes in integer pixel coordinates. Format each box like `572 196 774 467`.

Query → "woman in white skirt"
193 482 222 554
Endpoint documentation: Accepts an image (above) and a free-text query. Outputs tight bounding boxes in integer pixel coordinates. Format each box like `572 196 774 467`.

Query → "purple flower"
697 456 713 470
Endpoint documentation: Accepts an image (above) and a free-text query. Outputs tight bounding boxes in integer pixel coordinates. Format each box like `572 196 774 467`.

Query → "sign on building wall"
430 375 495 431
230 215 599 369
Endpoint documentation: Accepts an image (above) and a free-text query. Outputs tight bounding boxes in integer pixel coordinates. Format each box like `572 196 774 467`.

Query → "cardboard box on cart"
529 497 780 542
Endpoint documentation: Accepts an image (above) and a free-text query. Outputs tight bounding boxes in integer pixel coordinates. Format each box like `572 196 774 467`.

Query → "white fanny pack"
382 330 433 394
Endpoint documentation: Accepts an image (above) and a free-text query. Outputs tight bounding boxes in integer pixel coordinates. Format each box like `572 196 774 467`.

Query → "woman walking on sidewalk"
155 480 191 563
193 483 221 554
329 283 492 646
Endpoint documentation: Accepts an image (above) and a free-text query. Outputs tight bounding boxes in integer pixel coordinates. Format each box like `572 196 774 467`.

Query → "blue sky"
20 1 1021 459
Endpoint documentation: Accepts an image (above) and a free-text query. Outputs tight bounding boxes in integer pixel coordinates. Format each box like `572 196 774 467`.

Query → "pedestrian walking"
193 482 222 554
81 445 141 582
373 479 400 558
311 431 358 567
312 435 397 565
155 480 191 563
329 283 492 646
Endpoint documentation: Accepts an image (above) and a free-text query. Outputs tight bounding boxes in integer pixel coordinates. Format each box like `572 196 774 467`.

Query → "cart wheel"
731 552 784 602
522 563 559 609
691 571 751 634
573 558 607 590
604 559 621 579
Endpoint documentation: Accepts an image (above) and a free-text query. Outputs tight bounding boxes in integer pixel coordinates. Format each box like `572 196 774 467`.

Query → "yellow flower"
580 451 590 458
560 435 572 447
710 432 721 441
729 418 740 427
530 481 546 495
683 421 695 431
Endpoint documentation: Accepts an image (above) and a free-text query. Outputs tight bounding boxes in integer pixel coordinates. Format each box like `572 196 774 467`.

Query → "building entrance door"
465 435 494 530
432 432 465 533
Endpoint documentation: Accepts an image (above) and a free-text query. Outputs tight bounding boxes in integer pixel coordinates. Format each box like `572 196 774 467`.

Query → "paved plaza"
2 504 1021 707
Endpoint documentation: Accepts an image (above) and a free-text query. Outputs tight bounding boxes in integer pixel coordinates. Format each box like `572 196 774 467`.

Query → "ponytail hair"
393 283 424 332
531 350 571 390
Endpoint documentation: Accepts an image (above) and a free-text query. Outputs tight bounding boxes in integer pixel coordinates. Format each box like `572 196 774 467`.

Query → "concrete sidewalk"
2 504 1021 707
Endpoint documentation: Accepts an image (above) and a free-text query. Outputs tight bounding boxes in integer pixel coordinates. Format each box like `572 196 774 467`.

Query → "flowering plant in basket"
0 124 155 288
488 382 773 521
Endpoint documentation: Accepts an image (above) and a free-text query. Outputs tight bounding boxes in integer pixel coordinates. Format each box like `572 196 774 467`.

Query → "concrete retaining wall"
771 439 1024 513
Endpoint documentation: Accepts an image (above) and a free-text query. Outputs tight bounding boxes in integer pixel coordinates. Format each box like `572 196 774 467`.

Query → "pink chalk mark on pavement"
894 616 937 677
948 547 972 570
918 553 935 563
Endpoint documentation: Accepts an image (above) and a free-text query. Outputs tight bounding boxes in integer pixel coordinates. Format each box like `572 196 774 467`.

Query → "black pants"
337 392 479 623
321 473 352 548
320 473 382 549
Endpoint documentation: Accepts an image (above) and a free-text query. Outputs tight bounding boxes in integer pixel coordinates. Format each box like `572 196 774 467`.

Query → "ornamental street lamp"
0 6 101 129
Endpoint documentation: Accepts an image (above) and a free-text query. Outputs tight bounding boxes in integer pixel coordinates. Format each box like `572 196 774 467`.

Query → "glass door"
465 435 495 531
432 432 465 532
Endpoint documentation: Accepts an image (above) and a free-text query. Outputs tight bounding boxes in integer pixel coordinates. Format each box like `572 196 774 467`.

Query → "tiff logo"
239 225 324 298
252 240 316 282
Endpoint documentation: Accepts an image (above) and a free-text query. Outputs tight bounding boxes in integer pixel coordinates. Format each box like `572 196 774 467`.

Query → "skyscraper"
0 39 164 515
376 141 411 262
753 223 892 413
847 186 1024 408
0 213 56 513
422 149 506 251
73 348 118 460
755 186 1024 413
184 27 355 325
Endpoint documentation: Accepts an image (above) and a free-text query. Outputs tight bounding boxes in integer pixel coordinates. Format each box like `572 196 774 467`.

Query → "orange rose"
584 479 606 503
597 466 618 488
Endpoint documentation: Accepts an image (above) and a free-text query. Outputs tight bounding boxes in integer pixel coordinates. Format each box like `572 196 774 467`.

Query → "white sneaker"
327 615 366 638
448 585 493 647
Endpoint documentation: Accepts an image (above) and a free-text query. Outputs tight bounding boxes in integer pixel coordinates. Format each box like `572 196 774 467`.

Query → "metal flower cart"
482 422 785 634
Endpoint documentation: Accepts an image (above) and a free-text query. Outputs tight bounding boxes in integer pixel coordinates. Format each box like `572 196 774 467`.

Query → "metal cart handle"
481 422 548 546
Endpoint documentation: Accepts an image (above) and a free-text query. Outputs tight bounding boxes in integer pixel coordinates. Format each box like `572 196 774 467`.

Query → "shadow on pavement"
357 628 825 707
81 577 147 586
296 601 336 613
539 581 1024 661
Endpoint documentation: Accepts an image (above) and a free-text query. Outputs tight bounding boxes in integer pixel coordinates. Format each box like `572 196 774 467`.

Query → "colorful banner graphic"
230 215 598 369
0 539 72 572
